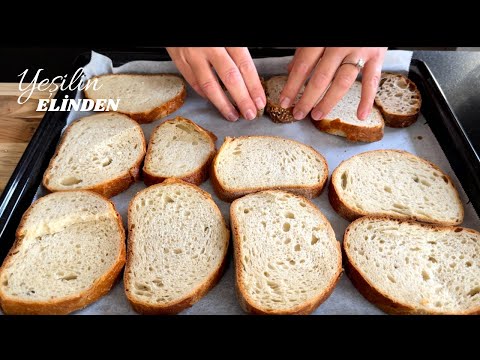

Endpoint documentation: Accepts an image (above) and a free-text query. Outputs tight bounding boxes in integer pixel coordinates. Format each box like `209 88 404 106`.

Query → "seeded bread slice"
143 117 217 186
374 73 422 128
211 136 329 202
43 112 146 198
344 217 480 315
84 73 186 124
231 190 342 315
311 82 384 142
125 179 230 314
329 150 464 225
0 191 126 315
265 75 304 123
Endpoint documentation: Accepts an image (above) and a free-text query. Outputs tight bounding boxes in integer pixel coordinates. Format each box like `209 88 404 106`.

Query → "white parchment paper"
29 51 480 315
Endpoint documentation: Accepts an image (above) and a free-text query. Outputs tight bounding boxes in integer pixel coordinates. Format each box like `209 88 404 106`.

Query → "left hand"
279 47 388 121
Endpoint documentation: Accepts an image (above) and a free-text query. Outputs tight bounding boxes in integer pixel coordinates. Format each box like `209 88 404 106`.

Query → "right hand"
167 47 265 121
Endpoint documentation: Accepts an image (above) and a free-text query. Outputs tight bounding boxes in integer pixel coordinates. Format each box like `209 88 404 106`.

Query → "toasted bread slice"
143 117 217 186
0 191 126 315
43 112 146 198
231 190 342 314
344 217 480 315
211 136 328 202
311 82 384 142
125 179 229 314
375 73 422 128
329 150 464 225
84 73 186 123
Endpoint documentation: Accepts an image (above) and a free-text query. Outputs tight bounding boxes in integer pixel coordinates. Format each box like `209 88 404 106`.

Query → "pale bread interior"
375 74 421 116
144 118 214 178
0 191 123 302
233 191 340 312
345 218 480 314
44 113 144 191
126 181 229 307
85 74 184 113
333 151 463 224
215 136 327 190
323 82 383 126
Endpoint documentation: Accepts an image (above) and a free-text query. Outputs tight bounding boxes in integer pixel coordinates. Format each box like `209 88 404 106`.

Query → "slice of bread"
311 82 384 142
211 136 328 202
344 217 480 315
143 117 217 186
231 190 342 315
265 75 304 123
0 191 126 315
330 150 464 225
84 74 186 123
43 113 146 198
125 179 229 314
375 73 422 128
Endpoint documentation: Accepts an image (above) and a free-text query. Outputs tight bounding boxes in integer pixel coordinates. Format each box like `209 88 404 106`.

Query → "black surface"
413 51 480 155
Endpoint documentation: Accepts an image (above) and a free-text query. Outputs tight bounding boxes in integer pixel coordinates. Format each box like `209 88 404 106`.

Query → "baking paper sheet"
22 51 480 314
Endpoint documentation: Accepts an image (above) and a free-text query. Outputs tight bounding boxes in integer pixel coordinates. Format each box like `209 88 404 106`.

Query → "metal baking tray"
1 49 479 267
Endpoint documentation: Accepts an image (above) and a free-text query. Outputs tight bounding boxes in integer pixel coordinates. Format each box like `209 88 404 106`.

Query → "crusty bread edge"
329 149 464 226
231 190 342 315
0 190 126 315
124 178 230 315
374 73 422 128
143 117 217 186
42 113 147 198
211 136 329 203
84 73 187 124
343 216 480 315
311 112 384 142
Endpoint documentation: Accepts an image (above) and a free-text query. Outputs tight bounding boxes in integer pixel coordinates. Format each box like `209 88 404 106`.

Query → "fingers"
279 47 324 110
166 48 205 97
227 47 266 112
311 59 359 120
187 51 240 122
357 52 385 119
287 48 301 73
209 48 257 120
293 49 344 120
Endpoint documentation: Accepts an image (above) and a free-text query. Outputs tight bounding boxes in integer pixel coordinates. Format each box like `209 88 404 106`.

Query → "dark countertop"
413 51 479 153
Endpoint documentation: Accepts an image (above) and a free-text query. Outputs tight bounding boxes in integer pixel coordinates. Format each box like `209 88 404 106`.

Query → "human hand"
166 47 266 121
280 47 387 121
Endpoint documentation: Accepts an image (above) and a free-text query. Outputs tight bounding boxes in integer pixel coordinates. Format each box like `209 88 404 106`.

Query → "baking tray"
0 50 479 277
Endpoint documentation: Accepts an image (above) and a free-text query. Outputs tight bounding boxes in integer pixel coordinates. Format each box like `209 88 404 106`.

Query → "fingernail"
358 110 367 120
227 111 239 122
311 110 324 120
293 109 305 120
245 109 255 121
255 97 265 110
280 96 291 109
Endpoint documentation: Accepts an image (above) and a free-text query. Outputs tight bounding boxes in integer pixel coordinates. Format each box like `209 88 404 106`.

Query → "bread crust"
374 73 422 128
265 102 297 123
142 117 217 186
0 191 126 315
231 190 342 315
329 149 464 226
211 136 329 203
84 73 187 124
311 116 384 143
343 217 480 315
42 113 146 198
124 178 230 314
